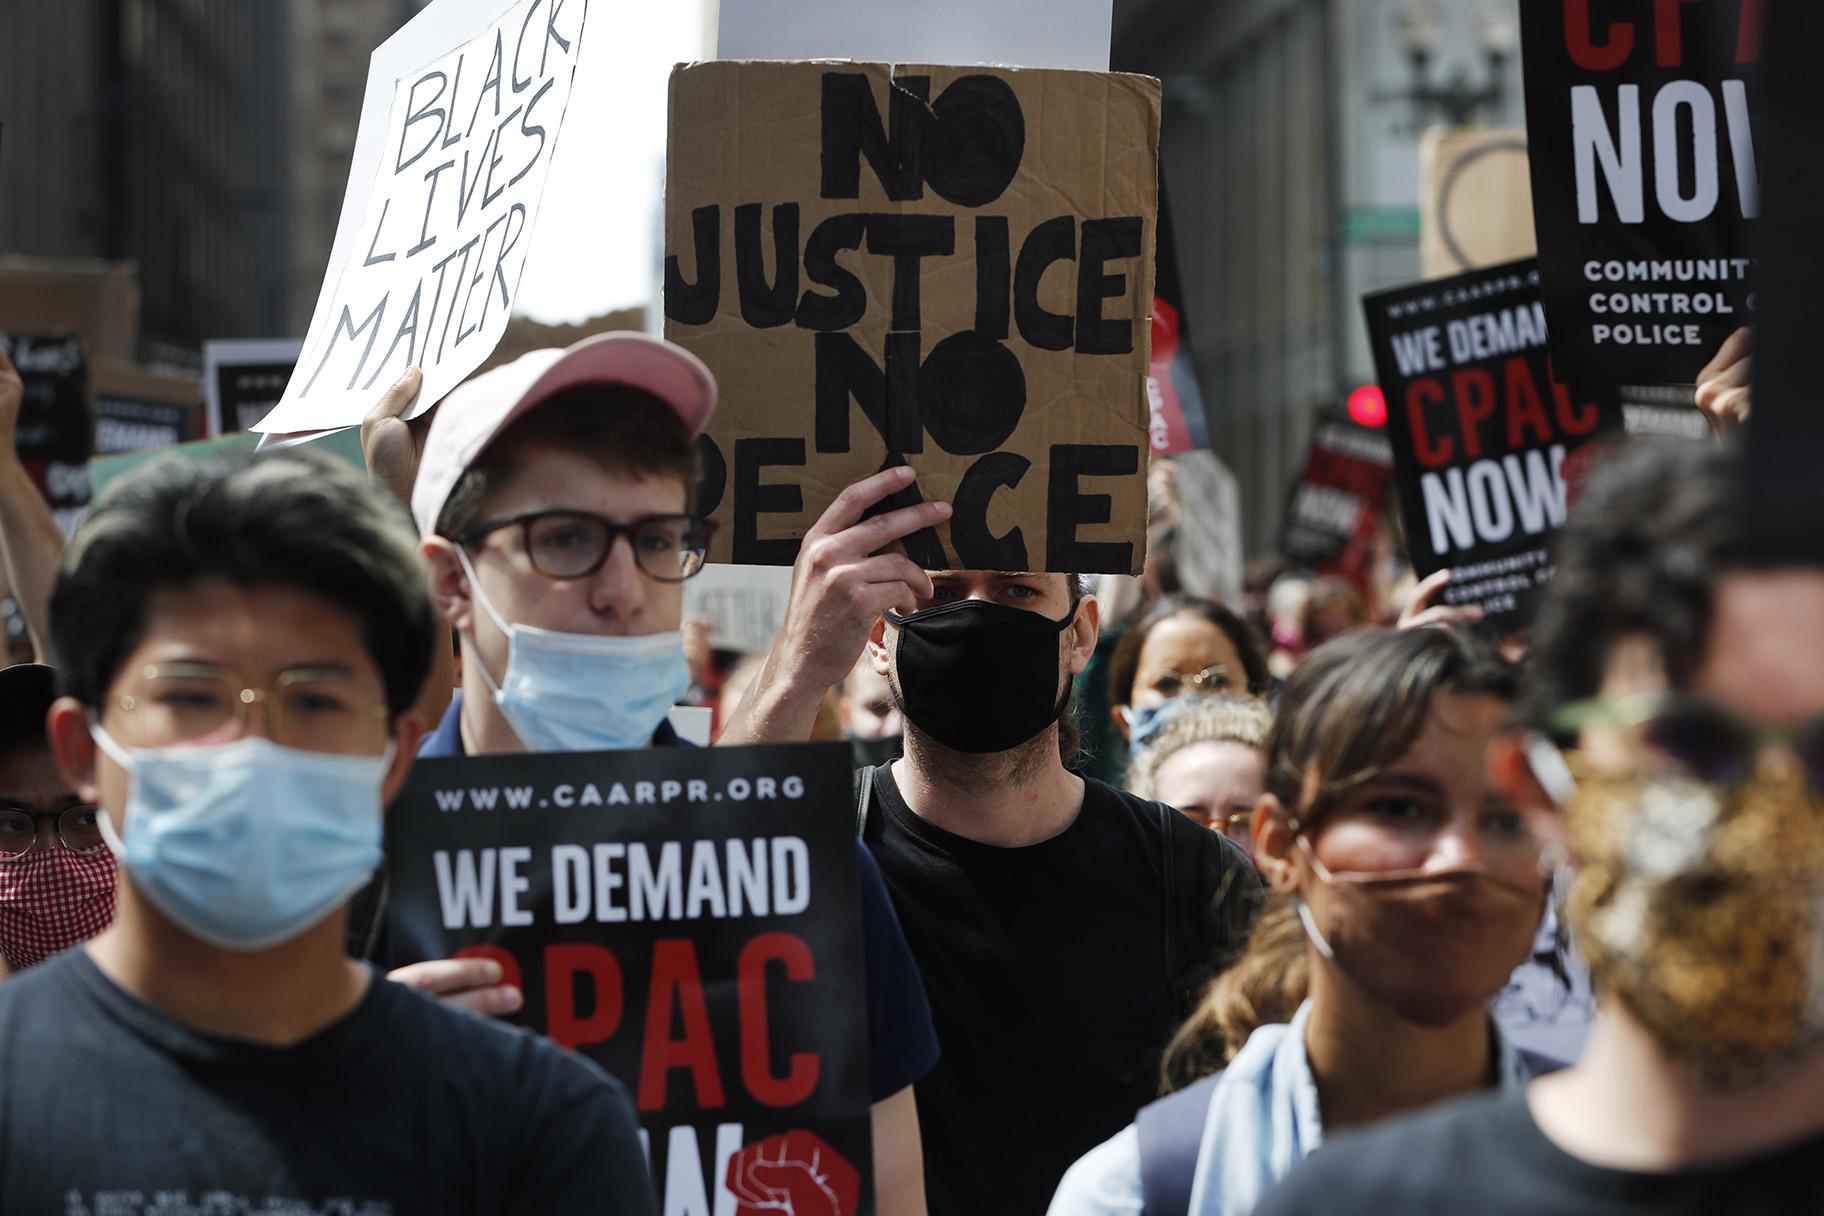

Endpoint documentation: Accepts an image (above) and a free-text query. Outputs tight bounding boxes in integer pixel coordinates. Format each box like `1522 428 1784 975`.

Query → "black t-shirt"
1255 1089 1824 1216
863 764 1260 1216
0 949 656 1215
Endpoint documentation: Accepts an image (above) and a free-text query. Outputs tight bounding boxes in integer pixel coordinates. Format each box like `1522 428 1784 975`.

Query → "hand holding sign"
719 467 949 745
1695 326 1754 438
361 367 430 506
1397 569 1485 631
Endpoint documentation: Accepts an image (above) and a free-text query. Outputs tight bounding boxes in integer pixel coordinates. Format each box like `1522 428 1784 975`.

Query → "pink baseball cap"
410 331 716 537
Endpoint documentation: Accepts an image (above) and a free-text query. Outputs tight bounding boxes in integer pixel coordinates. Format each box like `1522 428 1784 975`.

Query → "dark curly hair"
1526 438 1740 727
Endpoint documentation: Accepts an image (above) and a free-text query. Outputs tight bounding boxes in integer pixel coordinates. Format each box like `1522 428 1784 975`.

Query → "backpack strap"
854 763 878 840
1136 1072 1222 1216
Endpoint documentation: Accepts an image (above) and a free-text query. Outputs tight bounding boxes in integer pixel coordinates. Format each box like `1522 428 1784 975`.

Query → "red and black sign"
1363 259 1623 627
384 742 874 1215
1279 414 1393 590
1519 0 1764 386
1147 183 1209 455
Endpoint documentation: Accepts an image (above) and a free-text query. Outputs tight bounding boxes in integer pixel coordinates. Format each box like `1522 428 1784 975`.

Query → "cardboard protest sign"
1 333 93 530
384 742 874 1215
254 0 591 439
1363 259 1623 626
1279 414 1394 587
204 339 303 436
1519 0 1763 386
664 61 1159 576
1148 183 1209 455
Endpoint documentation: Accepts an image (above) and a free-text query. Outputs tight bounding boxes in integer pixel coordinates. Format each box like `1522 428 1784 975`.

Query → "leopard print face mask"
1567 768 1824 1089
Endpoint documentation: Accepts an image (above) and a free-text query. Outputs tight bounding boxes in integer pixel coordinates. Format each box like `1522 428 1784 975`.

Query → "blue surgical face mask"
457 547 690 752
90 724 391 952
1123 700 1178 758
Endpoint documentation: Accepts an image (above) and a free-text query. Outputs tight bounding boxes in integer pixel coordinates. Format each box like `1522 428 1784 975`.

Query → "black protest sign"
1279 414 1393 585
204 339 303 436
665 61 1159 575
1363 259 1623 626
1 333 93 528
384 742 874 1216
257 0 591 436
1519 0 1764 386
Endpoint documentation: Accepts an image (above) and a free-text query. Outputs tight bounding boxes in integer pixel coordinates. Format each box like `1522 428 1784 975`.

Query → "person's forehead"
0 741 77 810
1139 614 1238 668
120 582 379 687
927 570 1065 587
480 444 688 518
1694 569 1824 724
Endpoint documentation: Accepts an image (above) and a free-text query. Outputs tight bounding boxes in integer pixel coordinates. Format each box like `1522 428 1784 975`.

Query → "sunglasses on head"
1547 692 1824 794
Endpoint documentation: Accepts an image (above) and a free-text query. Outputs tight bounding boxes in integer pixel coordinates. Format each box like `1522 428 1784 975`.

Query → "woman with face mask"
1050 626 1559 1216
1107 596 1272 764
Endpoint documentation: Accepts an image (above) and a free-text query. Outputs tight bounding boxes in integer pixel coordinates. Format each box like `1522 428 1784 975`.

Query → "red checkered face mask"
0 846 117 970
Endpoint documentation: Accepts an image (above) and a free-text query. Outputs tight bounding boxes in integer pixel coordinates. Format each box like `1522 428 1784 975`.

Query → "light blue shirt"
1047 1001 1533 1216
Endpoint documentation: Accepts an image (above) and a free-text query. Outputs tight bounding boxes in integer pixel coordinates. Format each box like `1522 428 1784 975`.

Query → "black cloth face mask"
885 599 1077 754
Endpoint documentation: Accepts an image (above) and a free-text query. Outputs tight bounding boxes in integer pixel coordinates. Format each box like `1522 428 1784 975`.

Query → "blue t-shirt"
418 693 938 1103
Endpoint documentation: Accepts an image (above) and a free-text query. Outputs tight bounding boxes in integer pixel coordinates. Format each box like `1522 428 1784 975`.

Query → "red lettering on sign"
1406 379 1453 467
1553 381 1601 437
638 939 727 1111
544 943 625 1050
1655 0 1702 66
738 933 822 1108
1504 357 1553 448
1564 0 1634 70
1738 0 1763 63
1449 369 1498 460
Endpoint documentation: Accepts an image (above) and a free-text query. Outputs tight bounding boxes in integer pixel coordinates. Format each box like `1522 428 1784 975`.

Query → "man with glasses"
0 447 653 1211
1256 439 1824 1215
0 663 111 976
392 332 942 1215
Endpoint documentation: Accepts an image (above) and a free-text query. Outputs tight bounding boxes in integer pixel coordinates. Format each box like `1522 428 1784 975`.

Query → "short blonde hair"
1127 695 1273 800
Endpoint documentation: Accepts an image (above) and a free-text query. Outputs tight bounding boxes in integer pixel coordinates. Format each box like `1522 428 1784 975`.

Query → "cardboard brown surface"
664 60 1159 575
1419 128 1536 279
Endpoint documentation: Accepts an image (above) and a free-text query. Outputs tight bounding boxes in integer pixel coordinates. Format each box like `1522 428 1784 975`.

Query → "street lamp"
1377 0 1515 130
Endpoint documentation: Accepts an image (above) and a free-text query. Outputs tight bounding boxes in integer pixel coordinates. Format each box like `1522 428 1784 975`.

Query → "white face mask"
456 547 690 752
91 724 392 952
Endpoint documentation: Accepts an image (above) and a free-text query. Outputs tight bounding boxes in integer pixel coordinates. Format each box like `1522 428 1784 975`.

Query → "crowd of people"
0 314 1818 1216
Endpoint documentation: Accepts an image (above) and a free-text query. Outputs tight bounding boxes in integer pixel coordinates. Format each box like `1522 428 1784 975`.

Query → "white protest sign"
683 564 795 655
716 0 1111 69
255 0 591 439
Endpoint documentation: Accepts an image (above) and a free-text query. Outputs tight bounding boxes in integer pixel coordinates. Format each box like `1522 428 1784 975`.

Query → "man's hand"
0 343 23 459
361 367 430 507
1695 327 1752 439
388 956 523 1017
717 466 950 746
1398 569 1484 631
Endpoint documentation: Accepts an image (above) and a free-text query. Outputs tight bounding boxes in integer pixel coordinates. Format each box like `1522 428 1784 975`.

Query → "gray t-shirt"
0 949 656 1215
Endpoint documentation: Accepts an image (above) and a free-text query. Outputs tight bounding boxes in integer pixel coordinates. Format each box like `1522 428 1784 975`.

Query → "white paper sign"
682 564 796 655
716 0 1112 70
255 0 591 438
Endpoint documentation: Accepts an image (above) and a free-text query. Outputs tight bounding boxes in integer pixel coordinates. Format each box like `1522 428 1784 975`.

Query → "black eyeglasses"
0 806 105 858
460 511 714 582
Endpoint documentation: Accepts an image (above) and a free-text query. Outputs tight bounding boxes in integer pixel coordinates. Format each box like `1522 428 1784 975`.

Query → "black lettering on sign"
865 214 956 333
819 72 1025 207
796 213 868 331
694 434 728 518
665 204 720 326
950 452 1031 569
733 438 806 565
916 332 1025 456
1076 217 1143 355
858 460 950 569
815 331 922 455
735 203 799 329
1046 443 1139 571
974 216 1011 339
1015 217 1075 351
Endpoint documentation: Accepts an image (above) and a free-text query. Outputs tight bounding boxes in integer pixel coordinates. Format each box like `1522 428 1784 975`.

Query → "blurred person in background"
1108 596 1270 761
1263 575 1311 680
1298 576 1368 652
1051 627 1557 1216
1127 695 1272 853
839 652 904 768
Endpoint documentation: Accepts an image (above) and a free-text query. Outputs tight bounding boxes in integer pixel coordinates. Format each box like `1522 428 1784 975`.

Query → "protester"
1255 439 1824 1214
722 559 1263 1215
0 344 64 664
392 335 941 1216
0 447 653 1210
838 652 904 768
1108 596 1270 758
1050 626 1555 1216
1262 575 1311 679
1126 694 1271 849
0 663 108 977
1297 576 1367 651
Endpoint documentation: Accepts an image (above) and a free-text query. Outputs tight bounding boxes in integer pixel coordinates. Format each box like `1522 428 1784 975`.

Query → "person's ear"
423 537 474 635
1112 702 1132 741
867 615 892 678
1067 594 1100 675
47 696 101 804
1251 793 1301 895
380 712 426 807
